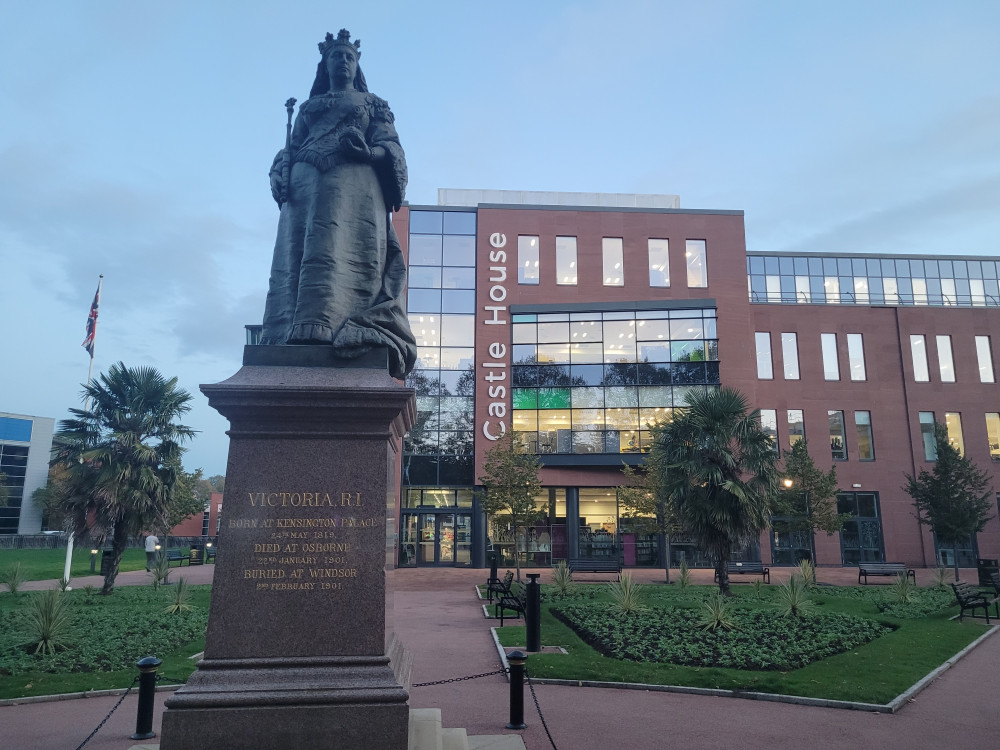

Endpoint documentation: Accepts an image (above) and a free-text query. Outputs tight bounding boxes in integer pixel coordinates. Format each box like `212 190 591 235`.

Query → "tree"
648 387 779 596
163 465 215 534
477 432 543 581
905 422 993 581
618 463 680 583
32 463 74 530
774 439 847 564
52 362 195 594
206 474 226 493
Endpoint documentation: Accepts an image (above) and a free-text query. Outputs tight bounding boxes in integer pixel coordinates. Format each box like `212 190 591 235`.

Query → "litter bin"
99 548 115 576
977 558 998 587
190 546 204 566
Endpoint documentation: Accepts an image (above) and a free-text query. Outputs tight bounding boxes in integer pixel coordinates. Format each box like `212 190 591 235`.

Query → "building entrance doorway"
400 512 471 566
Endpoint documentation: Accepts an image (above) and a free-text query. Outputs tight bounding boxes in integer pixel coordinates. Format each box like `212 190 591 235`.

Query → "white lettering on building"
481 233 510 440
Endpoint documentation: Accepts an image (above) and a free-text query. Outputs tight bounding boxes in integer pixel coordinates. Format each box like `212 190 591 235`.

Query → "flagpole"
64 274 103 588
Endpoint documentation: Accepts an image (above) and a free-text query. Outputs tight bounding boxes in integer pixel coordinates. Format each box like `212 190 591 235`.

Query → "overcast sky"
2 1 999 476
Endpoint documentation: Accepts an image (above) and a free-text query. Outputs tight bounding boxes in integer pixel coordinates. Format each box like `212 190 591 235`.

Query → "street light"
90 548 98 573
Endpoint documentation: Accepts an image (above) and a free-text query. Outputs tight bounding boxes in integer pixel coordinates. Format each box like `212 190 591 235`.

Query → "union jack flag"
82 279 101 357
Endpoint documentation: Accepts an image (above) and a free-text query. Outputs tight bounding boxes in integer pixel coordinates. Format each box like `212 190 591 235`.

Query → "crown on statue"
319 29 361 58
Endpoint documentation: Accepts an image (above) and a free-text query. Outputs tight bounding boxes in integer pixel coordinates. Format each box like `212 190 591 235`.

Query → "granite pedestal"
160 348 415 750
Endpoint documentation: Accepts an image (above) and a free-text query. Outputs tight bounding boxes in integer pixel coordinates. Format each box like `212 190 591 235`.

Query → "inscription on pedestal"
230 491 380 594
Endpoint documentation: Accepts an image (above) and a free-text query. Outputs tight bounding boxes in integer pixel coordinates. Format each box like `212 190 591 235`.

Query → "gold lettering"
308 568 358 579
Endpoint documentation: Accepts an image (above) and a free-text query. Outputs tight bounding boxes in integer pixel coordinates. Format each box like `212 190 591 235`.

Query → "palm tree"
53 362 195 594
648 387 779 596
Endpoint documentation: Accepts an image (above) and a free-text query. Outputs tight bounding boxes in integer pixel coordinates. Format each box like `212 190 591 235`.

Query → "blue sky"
2 1 999 476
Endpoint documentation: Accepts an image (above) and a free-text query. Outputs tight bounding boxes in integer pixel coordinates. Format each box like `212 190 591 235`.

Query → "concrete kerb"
489 623 1000 714
0 684 181 708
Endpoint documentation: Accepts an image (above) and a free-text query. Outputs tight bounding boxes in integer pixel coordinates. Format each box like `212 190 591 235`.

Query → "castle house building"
252 189 1000 570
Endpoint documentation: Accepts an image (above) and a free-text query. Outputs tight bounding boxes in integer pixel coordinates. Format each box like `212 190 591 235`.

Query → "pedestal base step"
130 708 525 750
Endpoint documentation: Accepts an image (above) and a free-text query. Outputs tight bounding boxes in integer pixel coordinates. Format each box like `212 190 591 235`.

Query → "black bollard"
506 651 527 730
130 656 162 740
525 573 541 653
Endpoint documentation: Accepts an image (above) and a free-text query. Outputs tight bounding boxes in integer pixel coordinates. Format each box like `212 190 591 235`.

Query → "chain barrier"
526 671 559 750
411 666 508 688
74 676 139 750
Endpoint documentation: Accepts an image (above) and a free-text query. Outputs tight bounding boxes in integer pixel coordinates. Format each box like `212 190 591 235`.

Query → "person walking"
145 533 159 571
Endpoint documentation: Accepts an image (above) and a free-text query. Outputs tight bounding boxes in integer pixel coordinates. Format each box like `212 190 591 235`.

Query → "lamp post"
90 548 98 574
154 543 162 566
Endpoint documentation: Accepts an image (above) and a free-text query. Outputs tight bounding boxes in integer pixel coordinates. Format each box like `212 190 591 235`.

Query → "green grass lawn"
0 548 149 582
0 584 209 699
495 583 988 705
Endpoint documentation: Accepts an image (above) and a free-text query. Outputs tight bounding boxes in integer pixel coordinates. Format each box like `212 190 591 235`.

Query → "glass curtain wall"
748 254 1000 307
511 307 720 455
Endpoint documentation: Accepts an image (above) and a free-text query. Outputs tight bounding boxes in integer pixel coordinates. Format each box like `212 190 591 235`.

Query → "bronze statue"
261 30 416 378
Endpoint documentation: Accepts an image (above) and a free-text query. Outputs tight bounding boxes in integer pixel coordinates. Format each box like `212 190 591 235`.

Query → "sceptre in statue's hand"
274 97 296 209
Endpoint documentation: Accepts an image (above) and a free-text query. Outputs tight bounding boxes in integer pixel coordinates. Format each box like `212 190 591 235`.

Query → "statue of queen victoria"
260 29 416 379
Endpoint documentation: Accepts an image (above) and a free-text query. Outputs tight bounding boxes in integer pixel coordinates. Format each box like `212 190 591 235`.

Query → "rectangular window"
919 412 937 460
824 276 840 303
518 235 539 284
555 236 577 285
781 333 799 380
829 410 847 460
795 276 810 303
821 333 840 380
602 238 624 286
787 409 805 446
985 413 1000 460
760 409 778 452
976 336 995 383
686 239 707 288
855 411 875 460
846 333 866 381
945 412 965 455
755 332 773 379
936 335 955 382
648 239 669 287
910 335 930 382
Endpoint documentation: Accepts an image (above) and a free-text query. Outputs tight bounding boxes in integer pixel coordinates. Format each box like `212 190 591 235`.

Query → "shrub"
149 555 172 590
931 566 951 589
2 563 27 594
699 593 736 631
551 560 573 596
750 578 765 600
165 578 192 614
797 559 816 588
678 560 691 589
889 573 916 604
25 589 73 655
58 577 71 592
608 571 646 615
777 574 815 617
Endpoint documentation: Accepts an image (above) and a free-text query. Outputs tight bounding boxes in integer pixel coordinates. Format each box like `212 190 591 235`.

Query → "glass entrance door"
403 512 472 566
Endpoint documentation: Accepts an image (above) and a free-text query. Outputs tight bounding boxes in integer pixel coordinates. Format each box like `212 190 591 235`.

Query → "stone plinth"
160 351 414 750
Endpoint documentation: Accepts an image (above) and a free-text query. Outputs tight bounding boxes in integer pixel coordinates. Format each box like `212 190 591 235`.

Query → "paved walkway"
3 565 998 749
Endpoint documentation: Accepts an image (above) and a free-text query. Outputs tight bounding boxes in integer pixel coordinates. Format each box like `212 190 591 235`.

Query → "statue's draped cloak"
261 90 416 378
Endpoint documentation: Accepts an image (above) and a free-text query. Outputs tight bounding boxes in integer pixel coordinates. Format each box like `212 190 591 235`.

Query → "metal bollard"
506 651 527 730
525 573 541 653
130 656 162 740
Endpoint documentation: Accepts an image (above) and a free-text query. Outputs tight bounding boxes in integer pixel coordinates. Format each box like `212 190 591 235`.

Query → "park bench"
951 581 999 623
165 549 188 567
496 584 527 627
567 558 621 577
715 561 770 583
486 570 514 603
858 562 915 585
